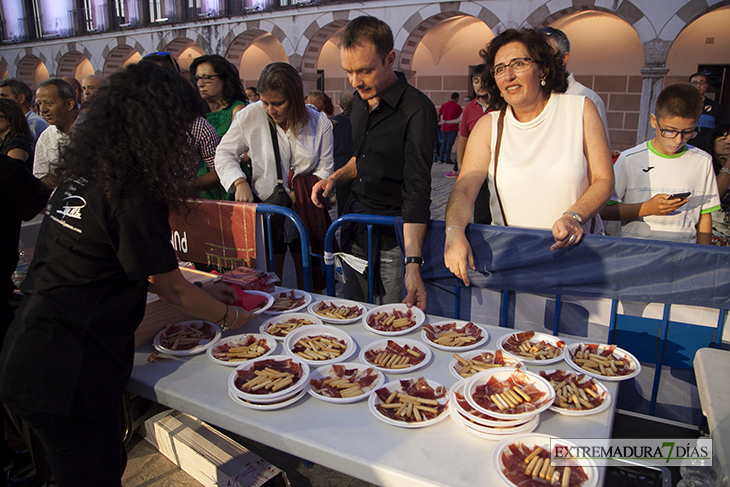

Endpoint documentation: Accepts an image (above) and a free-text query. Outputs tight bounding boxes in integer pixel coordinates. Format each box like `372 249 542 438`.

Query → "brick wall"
577 74 643 152
378 73 645 152
322 73 647 152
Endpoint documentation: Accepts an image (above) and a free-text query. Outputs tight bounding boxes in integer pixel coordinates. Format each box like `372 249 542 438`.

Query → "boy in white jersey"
601 83 721 244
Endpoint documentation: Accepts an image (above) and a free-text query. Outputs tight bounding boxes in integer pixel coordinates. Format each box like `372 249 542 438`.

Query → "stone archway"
55 51 90 79
156 29 211 57
101 38 145 78
15 53 48 90
223 19 294 68
396 4 500 75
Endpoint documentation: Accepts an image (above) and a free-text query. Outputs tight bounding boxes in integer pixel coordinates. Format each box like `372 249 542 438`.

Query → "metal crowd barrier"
322 214 397 302
256 203 314 292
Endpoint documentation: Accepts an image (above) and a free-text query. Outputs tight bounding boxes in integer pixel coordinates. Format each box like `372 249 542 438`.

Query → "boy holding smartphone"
600 83 720 244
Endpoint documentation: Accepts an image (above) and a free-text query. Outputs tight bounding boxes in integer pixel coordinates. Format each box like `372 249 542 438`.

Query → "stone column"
636 66 669 144
299 71 320 98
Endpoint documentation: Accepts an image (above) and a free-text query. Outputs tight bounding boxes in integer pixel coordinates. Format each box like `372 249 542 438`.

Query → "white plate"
359 338 432 375
540 369 612 416
464 368 555 420
564 342 642 382
449 406 540 438
283 324 357 366
420 320 490 352
450 408 538 441
361 304 426 336
227 386 307 411
206 333 276 366
491 433 599 487
308 363 385 404
260 313 323 341
307 298 367 325
244 290 275 315
496 331 566 365
263 288 313 315
368 378 449 428
153 321 222 356
449 349 526 381
449 380 530 427
228 355 310 404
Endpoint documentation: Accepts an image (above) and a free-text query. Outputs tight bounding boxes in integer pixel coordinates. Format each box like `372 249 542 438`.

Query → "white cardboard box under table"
143 409 287 487
129 298 618 487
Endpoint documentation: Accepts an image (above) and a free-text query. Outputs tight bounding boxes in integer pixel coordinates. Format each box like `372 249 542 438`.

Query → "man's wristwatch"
403 256 424 267
563 211 584 225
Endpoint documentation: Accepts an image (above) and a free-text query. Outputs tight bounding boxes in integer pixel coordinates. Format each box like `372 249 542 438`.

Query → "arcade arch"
101 41 144 78
16 55 49 90
410 14 493 107
233 32 288 88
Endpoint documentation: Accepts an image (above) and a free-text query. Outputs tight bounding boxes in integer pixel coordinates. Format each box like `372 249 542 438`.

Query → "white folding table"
128 299 618 487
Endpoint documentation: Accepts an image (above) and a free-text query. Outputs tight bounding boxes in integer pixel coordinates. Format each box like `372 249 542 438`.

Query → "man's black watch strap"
403 256 424 267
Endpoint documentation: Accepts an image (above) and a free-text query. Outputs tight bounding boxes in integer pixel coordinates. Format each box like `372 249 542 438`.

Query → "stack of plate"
227 355 310 411
450 368 554 440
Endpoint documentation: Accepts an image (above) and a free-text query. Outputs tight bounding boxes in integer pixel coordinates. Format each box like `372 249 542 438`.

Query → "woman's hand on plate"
444 229 475 286
551 214 583 250
202 282 237 304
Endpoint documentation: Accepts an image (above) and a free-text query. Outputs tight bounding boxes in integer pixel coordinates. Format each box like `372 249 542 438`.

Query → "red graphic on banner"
170 199 257 269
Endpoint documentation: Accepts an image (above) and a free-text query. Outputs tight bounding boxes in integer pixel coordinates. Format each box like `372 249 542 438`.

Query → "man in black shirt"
312 16 437 310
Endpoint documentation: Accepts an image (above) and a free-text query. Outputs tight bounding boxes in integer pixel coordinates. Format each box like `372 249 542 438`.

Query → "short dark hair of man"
472 64 488 78
451 92 459 100
655 83 703 120
0 78 33 104
541 27 570 57
246 86 258 96
339 90 354 112
689 72 707 83
339 16 394 61
38 78 77 104
480 28 568 112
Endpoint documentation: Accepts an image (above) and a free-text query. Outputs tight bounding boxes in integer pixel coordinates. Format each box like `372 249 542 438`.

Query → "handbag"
254 121 291 208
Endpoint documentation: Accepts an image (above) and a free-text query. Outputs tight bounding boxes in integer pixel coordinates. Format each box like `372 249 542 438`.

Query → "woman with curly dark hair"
0 62 251 487
0 98 33 169
444 28 613 284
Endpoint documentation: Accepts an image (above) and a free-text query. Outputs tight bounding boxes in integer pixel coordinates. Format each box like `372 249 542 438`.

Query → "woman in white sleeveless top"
444 29 613 285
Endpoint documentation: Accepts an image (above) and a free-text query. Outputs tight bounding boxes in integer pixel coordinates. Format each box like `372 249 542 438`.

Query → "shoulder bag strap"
268 121 284 184
492 109 508 227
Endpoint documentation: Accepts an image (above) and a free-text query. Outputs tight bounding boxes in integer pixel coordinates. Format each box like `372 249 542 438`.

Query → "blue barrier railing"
255 204 313 292
323 214 397 302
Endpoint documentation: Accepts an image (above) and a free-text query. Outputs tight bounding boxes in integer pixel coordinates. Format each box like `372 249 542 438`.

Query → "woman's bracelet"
232 307 239 326
446 226 465 233
234 179 247 188
721 167 730 176
218 305 230 330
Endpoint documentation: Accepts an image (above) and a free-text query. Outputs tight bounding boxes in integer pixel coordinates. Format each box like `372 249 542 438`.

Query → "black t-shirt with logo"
0 176 178 418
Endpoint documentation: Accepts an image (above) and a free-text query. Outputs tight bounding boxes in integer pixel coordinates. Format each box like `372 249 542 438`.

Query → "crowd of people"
0 14 728 486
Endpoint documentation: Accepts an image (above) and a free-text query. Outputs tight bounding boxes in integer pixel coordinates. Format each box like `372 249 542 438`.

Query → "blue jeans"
439 130 458 163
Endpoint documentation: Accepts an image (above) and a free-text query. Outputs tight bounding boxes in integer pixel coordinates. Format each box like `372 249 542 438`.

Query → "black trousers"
11 406 123 487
